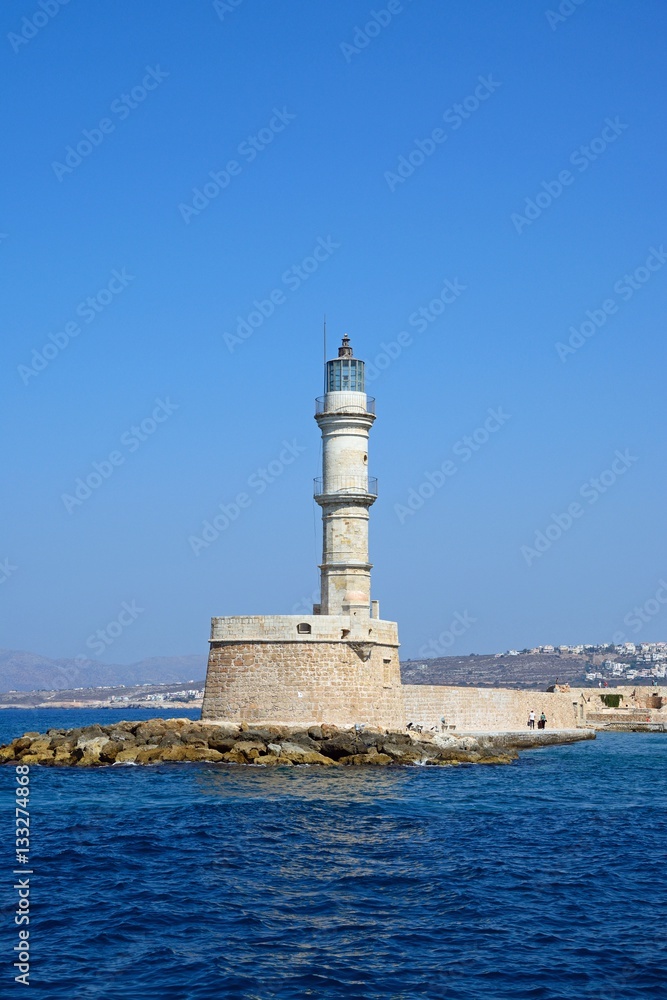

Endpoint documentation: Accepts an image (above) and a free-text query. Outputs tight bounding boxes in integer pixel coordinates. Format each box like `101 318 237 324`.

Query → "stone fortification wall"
402 685 580 732
203 615 404 729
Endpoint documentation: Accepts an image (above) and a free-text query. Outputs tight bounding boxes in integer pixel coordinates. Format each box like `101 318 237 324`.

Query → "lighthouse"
201 329 404 729
315 334 377 619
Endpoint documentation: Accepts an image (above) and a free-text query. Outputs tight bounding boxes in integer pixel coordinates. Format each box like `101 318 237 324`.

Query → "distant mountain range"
0 647 603 696
0 649 208 693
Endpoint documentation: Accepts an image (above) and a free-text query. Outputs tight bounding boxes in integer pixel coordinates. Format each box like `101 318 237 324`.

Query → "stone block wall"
401 685 580 731
202 638 405 729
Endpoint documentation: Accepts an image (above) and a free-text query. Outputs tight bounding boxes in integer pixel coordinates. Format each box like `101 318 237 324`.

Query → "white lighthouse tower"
315 335 378 620
202 330 404 729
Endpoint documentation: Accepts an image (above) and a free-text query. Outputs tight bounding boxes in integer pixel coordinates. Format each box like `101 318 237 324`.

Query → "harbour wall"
401 685 580 732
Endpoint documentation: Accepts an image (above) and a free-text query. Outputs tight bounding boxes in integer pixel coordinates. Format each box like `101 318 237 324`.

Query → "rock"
157 733 183 749
180 734 210 747
266 743 282 755
254 754 289 767
235 728 278 742
319 734 368 760
286 731 318 749
75 753 104 768
477 753 516 765
433 735 462 751
279 743 339 765
77 725 108 741
307 726 324 740
165 745 224 763
381 744 424 764
49 736 76 750
0 745 17 762
20 751 55 765
134 745 166 764
232 740 266 762
114 748 140 764
342 752 393 766
75 736 113 767
221 749 247 764
378 733 413 749
135 723 167 744
207 736 238 753
157 745 191 762
99 741 124 763
458 737 480 751
76 735 109 754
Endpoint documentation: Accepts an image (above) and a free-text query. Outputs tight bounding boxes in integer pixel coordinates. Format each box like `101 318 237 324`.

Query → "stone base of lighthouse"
201 615 405 730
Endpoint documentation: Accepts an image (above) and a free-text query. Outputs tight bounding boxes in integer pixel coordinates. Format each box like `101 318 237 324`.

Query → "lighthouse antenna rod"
323 315 327 394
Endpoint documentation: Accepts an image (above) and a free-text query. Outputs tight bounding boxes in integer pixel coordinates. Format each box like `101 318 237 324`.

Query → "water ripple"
0 711 665 999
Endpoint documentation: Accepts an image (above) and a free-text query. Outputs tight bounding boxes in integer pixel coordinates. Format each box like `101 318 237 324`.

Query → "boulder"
157 733 184 749
235 728 278 742
378 733 413 749
319 734 368 760
254 754 288 767
286 731 318 749
279 743 339 765
134 745 165 764
75 736 113 766
232 740 266 761
181 733 214 747
49 736 76 751
380 743 424 764
161 745 224 763
207 736 239 753
341 752 393 766
20 751 55 765
99 741 124 763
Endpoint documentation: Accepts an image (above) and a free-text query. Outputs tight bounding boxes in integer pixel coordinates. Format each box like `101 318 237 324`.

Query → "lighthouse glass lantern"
326 335 365 393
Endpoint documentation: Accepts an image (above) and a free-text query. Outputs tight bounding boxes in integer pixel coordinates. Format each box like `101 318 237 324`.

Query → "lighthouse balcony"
315 395 375 416
314 476 378 500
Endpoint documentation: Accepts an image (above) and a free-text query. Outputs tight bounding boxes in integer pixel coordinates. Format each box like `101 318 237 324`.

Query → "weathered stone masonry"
202 615 405 729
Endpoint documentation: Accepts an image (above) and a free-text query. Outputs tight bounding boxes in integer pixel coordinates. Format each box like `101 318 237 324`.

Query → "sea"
0 708 665 1000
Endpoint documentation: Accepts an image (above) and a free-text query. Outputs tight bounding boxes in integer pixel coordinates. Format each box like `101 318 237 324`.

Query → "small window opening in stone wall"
297 623 312 634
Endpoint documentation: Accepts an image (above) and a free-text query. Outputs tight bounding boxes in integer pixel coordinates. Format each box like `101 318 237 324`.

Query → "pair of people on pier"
528 711 547 730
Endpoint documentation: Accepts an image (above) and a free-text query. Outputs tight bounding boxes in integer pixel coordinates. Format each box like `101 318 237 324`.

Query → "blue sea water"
0 709 665 1000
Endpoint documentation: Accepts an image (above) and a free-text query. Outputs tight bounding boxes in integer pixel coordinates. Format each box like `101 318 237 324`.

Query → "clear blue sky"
2 0 666 665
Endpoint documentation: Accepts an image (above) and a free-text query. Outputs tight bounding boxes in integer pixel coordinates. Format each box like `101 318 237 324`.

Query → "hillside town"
503 642 667 683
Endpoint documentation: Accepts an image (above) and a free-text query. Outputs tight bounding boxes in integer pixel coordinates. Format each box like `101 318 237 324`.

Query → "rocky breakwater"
0 719 561 768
